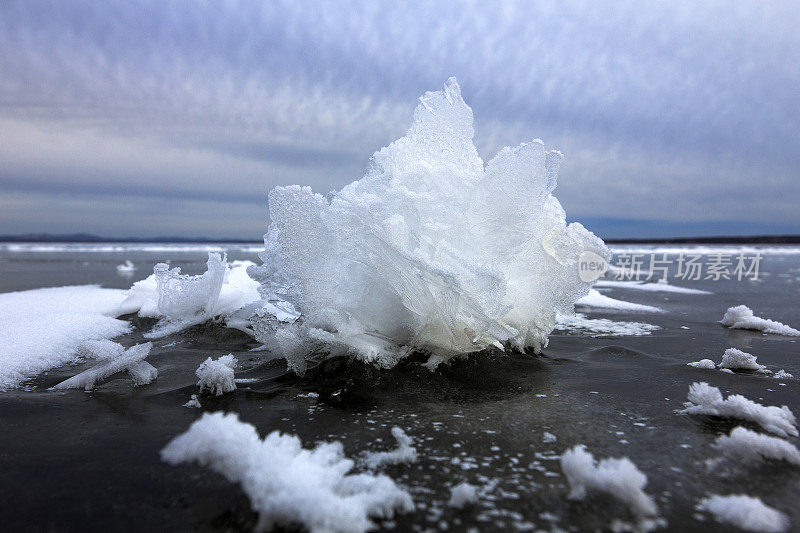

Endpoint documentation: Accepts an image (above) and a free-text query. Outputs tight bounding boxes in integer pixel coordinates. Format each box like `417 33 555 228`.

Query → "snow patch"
448 482 479 508
161 412 414 533
560 444 658 520
721 306 800 336
687 359 716 370
679 382 797 438
364 427 418 469
555 313 660 336
714 426 800 466
575 290 662 313
719 348 769 373
697 494 788 532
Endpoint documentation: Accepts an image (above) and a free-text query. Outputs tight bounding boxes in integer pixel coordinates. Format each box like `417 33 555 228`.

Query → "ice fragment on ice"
721 305 800 336
363 427 418 469
196 354 237 396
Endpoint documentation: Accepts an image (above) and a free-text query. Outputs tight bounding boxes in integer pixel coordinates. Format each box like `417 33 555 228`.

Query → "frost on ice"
714 426 800 466
560 444 658 520
161 412 414 533
195 354 237 396
246 78 609 371
696 494 789 533
721 305 800 336
679 382 797 438
363 427 418 469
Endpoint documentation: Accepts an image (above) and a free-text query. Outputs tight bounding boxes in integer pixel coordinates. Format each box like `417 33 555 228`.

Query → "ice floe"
161 412 414 533
721 305 800 336
195 354 237 396
679 382 797 438
560 444 658 520
696 494 788 532
246 77 609 371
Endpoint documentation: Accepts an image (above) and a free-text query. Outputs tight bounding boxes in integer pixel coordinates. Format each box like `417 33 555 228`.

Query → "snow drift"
247 78 608 370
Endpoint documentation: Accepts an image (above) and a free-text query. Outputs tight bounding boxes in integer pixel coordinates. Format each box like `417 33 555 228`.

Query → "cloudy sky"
1 1 798 239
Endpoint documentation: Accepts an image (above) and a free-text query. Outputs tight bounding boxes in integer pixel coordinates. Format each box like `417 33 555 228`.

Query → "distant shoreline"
1 233 799 245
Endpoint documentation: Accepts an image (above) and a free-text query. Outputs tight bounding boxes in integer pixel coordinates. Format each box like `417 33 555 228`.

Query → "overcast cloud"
1 0 798 238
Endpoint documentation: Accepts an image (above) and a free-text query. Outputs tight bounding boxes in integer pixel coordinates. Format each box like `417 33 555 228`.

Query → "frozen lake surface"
0 243 799 531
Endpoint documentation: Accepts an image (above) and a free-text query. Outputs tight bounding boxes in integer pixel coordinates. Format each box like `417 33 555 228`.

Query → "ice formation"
687 359 717 370
448 482 479 508
116 260 136 274
554 313 660 337
161 412 414 533
363 427 418 469
696 494 788 532
0 285 132 390
183 394 202 408
773 370 793 380
719 348 769 373
721 305 800 336
679 382 797 438
195 354 237 396
128 361 158 386
575 290 662 313
714 427 800 466
542 431 557 444
560 445 658 519
246 78 609 370
120 256 261 337
53 342 154 390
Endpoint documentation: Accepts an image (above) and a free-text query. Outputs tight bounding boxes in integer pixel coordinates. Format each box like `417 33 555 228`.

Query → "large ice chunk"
161 412 414 532
248 78 609 369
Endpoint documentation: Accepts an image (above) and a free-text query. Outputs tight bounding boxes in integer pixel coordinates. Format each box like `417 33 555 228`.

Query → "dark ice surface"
0 244 799 532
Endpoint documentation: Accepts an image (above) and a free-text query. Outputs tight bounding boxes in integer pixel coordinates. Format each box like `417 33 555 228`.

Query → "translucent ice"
161 412 414 532
248 78 609 369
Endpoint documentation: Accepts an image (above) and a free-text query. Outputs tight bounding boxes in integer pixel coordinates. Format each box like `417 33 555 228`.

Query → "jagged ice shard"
248 78 609 371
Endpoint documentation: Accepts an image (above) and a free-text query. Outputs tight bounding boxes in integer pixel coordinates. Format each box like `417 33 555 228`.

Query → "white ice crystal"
161 412 414 533
773 370 793 380
53 342 154 391
721 305 800 336
679 382 797 438
448 482 479 508
697 494 788 532
247 78 609 370
687 359 717 370
183 394 202 408
120 257 261 337
195 354 237 396
560 445 658 519
542 431 558 444
719 348 769 373
714 426 800 466
116 260 136 274
128 361 158 386
363 427 418 469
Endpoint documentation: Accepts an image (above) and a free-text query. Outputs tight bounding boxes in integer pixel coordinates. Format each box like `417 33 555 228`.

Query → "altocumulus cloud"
0 0 798 238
